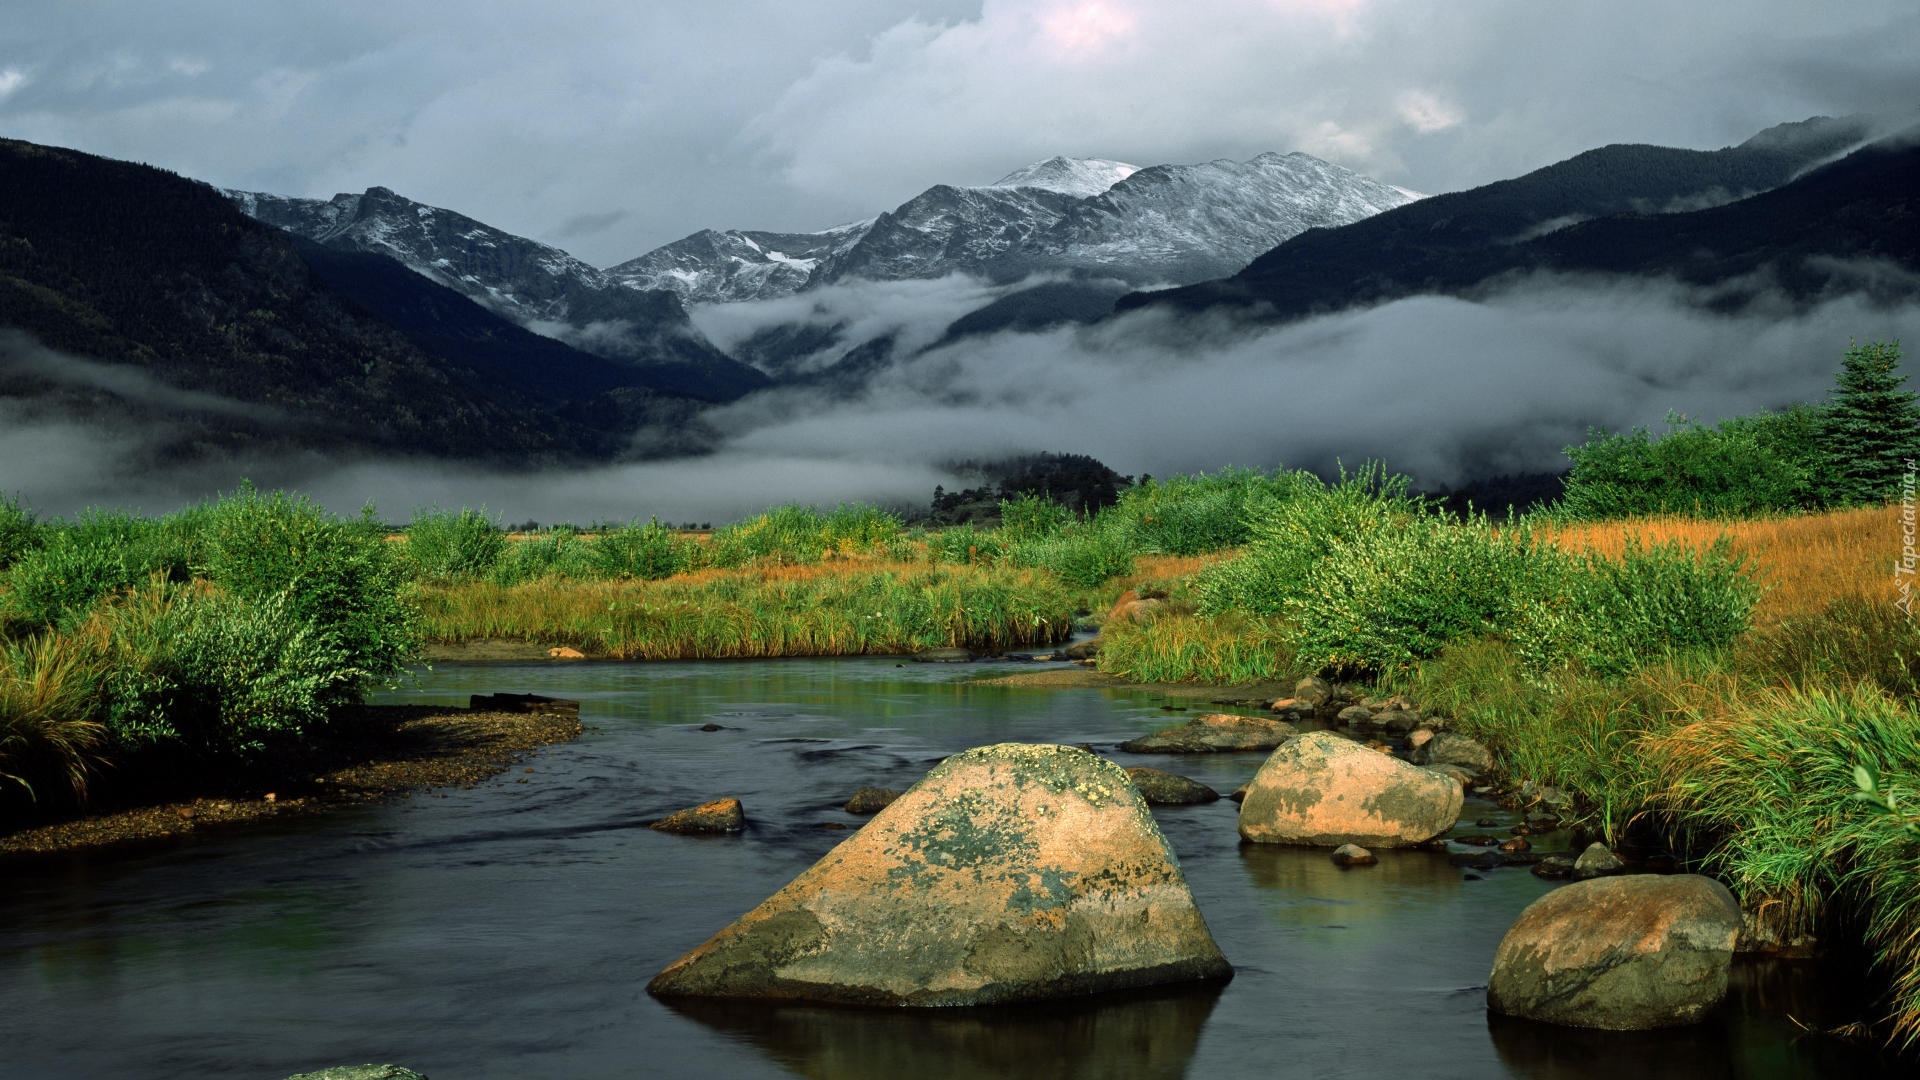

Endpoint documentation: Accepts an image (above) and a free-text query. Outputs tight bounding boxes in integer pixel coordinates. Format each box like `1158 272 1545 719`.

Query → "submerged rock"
647 743 1232 1006
1123 767 1221 805
843 787 900 815
912 647 974 663
1119 713 1296 754
1487 874 1742 1030
282 1060 430 1068
651 798 746 834
1238 730 1463 847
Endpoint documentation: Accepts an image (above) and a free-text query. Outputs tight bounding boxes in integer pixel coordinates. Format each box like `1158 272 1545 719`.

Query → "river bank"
0 701 581 859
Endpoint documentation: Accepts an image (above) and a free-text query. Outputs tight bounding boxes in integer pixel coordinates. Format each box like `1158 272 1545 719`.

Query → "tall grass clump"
488 526 598 585
1642 684 1920 1046
592 517 699 580
926 522 1005 566
997 493 1072 542
1005 521 1135 588
404 507 506 581
0 630 108 801
1099 608 1298 684
705 503 903 568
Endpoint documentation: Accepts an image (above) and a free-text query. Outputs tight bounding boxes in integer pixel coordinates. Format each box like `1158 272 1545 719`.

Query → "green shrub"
1555 407 1825 519
405 507 507 581
1511 536 1760 679
0 494 41 570
102 586 359 755
5 533 139 628
1287 515 1541 675
1105 467 1312 555
194 487 418 689
1006 524 1134 588
1196 463 1422 616
592 518 696 580
489 527 597 585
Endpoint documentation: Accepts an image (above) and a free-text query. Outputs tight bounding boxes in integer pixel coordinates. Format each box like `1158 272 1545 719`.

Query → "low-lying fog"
4 268 1917 525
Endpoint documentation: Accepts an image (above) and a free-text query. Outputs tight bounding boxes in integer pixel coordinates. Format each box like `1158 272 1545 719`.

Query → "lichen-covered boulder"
1487 874 1742 1030
1119 713 1295 753
1238 730 1462 847
648 743 1232 1006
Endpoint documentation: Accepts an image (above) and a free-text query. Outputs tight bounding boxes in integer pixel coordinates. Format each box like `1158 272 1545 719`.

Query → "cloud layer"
2 1 1915 264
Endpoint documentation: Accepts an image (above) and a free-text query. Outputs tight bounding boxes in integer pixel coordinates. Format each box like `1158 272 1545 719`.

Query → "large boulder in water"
1487 874 1741 1030
1238 730 1462 847
648 743 1231 1006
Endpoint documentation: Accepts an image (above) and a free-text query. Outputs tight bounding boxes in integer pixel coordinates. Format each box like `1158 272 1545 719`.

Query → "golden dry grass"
1540 506 1899 625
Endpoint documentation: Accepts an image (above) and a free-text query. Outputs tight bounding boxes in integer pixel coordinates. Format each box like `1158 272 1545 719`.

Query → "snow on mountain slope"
226 186 768 400
989 156 1140 198
616 152 1419 303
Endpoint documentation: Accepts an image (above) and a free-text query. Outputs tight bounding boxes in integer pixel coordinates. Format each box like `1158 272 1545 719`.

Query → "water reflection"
665 983 1224 1080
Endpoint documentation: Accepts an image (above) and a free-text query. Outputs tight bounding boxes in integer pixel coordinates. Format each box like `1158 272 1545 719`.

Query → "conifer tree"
1821 340 1920 505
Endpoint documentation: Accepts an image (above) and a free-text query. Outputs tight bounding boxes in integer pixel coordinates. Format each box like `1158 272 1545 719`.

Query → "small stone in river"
549 646 586 659
651 798 746 835
1120 713 1295 754
1330 844 1377 867
1500 836 1532 854
1532 855 1577 879
1450 850 1503 870
843 787 900 815
1336 705 1374 726
698 723 725 732
1573 842 1627 879
1455 834 1502 846
282 1067 429 1080
1475 818 1502 828
1124 767 1220 805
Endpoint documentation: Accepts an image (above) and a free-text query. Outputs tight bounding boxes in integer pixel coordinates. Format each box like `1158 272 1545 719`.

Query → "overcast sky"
3 1 1916 266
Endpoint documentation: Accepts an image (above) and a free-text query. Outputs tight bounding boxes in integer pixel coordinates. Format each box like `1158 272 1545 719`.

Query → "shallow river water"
0 657 1907 1078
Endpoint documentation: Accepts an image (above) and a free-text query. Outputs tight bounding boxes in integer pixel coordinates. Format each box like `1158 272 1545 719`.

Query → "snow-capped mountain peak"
989 156 1141 198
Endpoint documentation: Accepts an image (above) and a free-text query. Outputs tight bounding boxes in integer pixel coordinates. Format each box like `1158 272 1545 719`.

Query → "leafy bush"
1287 515 1541 675
1510 536 1760 679
707 504 830 568
0 494 41 570
592 518 697 581
405 507 506 581
1196 463 1422 616
100 585 360 755
1105 467 1312 555
1555 408 1825 519
5 533 140 628
193 488 418 689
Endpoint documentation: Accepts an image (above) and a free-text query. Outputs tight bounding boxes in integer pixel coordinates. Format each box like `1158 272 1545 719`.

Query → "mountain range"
1 113 1913 484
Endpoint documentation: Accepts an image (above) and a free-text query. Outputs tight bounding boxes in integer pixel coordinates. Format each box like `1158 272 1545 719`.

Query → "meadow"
2 373 1918 1045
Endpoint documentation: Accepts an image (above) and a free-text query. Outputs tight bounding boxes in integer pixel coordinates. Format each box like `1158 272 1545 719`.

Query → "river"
0 657 1904 1078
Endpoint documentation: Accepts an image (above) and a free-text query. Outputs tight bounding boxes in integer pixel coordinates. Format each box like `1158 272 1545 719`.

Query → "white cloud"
0 68 28 99
1397 89 1463 134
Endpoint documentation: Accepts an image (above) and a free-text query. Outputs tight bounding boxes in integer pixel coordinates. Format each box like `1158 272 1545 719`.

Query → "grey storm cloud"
2 1 1917 265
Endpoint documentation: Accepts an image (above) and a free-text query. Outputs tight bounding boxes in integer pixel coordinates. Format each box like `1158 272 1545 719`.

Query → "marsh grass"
0 629 107 801
1098 608 1298 684
415 562 1072 658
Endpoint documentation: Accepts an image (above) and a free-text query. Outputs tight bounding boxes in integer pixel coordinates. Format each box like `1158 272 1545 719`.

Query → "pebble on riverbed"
1330 843 1377 867
844 787 900 815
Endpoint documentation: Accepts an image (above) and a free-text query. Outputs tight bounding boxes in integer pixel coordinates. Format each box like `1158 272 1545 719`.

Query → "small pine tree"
1821 340 1920 506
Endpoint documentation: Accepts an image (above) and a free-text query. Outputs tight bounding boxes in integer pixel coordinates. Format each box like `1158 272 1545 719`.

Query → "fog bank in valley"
2 272 1916 524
